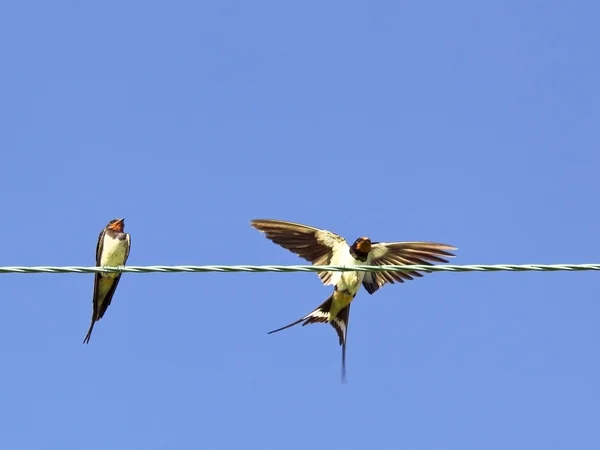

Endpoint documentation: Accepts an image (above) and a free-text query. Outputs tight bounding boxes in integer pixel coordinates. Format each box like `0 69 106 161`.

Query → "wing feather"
363 242 457 294
124 233 131 263
251 219 347 285
91 228 106 321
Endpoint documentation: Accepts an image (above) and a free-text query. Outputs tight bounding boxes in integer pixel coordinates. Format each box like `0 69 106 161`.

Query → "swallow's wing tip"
429 243 458 253
249 219 267 231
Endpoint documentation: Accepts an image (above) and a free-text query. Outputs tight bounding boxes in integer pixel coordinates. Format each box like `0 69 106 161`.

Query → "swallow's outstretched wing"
362 242 457 294
251 219 347 285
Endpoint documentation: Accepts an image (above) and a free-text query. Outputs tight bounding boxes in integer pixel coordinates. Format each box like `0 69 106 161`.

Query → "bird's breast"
100 234 128 272
337 270 364 295
331 252 365 292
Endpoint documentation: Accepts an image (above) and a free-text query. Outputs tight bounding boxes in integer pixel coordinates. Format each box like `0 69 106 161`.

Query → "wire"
0 263 597 274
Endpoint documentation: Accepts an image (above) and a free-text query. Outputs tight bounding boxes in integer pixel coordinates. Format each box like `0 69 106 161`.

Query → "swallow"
83 218 131 344
250 219 457 382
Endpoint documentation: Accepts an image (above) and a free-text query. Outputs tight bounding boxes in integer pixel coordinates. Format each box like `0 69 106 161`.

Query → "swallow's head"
352 236 372 254
106 218 125 232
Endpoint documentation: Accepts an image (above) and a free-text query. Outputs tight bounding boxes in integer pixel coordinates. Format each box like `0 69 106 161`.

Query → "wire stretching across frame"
0 263 598 274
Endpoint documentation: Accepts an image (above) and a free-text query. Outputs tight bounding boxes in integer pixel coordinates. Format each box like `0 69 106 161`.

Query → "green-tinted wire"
0 263 597 274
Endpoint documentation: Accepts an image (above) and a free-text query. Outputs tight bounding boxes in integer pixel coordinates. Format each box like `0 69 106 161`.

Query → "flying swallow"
83 218 131 344
250 219 456 381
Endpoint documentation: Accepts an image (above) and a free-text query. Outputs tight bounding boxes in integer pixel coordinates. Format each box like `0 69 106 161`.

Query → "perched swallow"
251 219 456 381
83 218 131 344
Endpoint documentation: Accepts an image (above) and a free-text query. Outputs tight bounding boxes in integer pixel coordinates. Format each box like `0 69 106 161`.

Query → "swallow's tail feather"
82 321 95 344
267 294 334 335
268 294 350 382
330 304 350 383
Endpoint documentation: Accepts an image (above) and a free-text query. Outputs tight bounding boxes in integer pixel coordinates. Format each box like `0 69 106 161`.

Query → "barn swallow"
250 219 456 382
83 218 131 344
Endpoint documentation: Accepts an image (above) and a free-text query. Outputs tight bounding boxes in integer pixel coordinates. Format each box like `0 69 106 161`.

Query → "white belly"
331 251 366 295
337 270 364 295
100 234 128 276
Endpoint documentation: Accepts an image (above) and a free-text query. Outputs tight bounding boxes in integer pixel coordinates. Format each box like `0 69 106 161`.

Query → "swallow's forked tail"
268 294 350 383
267 294 334 334
83 320 95 344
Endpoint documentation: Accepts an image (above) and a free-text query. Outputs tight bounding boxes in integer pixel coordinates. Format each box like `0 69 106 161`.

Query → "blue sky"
1 1 599 449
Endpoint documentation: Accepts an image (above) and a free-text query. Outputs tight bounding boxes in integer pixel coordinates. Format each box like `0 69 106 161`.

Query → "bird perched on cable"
83 218 131 344
250 219 456 382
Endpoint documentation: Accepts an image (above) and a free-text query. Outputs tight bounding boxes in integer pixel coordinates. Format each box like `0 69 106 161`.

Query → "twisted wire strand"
0 263 598 274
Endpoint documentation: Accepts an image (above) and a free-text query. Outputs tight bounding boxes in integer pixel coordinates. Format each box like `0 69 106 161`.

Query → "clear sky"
1 1 599 449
